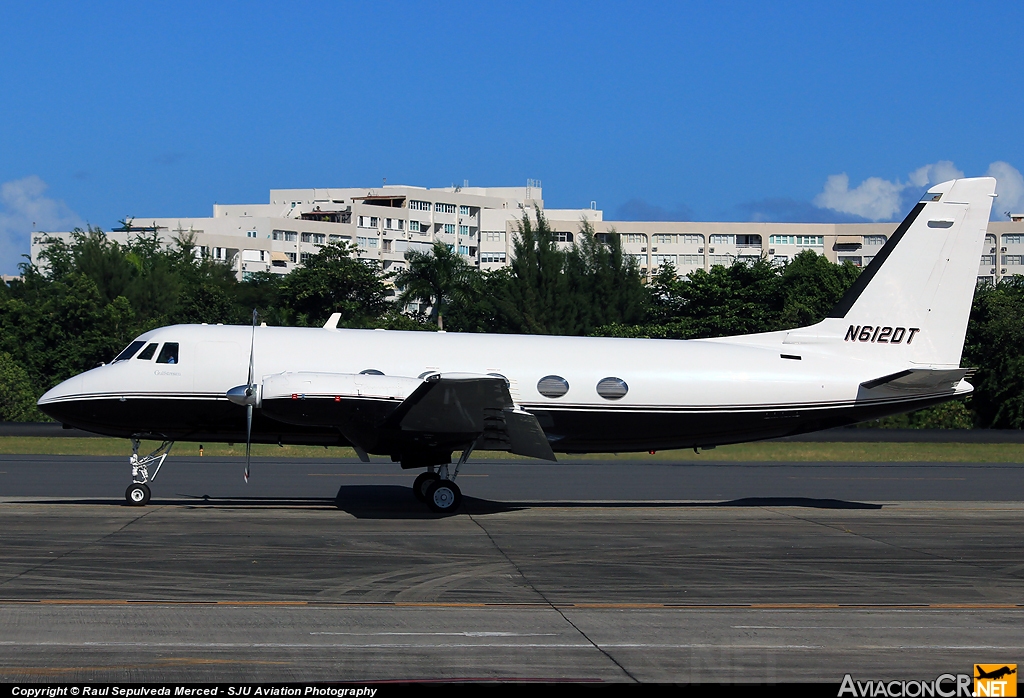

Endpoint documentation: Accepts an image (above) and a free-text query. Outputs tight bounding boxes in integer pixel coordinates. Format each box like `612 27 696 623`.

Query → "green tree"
278 241 390 327
395 241 479 330
0 351 47 421
963 276 1024 428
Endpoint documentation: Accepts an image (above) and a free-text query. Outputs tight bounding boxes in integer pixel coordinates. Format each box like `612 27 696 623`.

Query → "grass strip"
0 437 1020 462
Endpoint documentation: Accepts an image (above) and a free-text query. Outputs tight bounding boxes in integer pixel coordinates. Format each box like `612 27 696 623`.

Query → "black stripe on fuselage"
40 392 960 454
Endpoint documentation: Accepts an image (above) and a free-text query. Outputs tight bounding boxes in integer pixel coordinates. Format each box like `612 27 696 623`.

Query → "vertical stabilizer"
819 177 995 368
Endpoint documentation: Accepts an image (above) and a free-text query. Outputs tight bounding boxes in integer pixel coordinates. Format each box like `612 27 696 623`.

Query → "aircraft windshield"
155 343 179 364
136 343 158 360
113 341 146 362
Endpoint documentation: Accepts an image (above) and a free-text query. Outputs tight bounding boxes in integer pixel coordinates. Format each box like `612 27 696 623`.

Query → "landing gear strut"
413 444 472 513
125 438 174 506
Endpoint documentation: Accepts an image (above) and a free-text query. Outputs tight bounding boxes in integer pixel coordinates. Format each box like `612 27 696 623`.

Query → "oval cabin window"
596 377 628 400
537 375 569 398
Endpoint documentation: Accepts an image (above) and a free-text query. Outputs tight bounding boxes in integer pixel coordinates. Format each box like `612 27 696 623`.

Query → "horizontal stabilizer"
857 368 970 402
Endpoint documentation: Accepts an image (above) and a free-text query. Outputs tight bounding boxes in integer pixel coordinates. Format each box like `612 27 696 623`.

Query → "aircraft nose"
37 376 84 420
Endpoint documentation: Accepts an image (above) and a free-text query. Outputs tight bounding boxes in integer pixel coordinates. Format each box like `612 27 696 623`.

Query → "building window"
246 230 258 238
682 234 703 244
624 233 646 244
678 254 703 266
286 252 296 263
300 252 313 264
735 234 761 247
710 234 735 245
272 230 297 241
771 235 824 247
839 256 863 267
864 235 888 246
1003 235 1023 245
358 216 379 228
653 234 674 244
328 234 350 243
410 200 431 211
483 231 504 242
301 233 326 244
1003 255 1023 265
435 202 456 214
458 245 470 255
459 205 471 215
459 225 470 236
480 252 506 263
409 220 421 233
443 224 456 235
553 232 574 243
382 240 392 253
357 237 378 248
653 254 676 267
710 254 735 267
385 218 404 230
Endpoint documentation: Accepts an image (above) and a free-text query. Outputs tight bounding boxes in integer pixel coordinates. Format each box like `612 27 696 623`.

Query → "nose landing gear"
125 438 174 506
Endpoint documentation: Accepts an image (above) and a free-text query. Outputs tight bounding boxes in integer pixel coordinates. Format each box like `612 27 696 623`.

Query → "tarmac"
0 455 1022 683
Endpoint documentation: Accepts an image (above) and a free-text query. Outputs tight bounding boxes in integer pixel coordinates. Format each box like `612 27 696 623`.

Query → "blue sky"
2 1 1023 273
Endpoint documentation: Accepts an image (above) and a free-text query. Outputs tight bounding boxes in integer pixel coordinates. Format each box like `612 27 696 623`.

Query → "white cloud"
814 160 1019 222
908 160 964 188
985 161 1024 218
0 176 83 275
813 172 907 221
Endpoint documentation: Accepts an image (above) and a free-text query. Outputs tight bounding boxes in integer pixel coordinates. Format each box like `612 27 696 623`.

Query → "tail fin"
821 177 995 368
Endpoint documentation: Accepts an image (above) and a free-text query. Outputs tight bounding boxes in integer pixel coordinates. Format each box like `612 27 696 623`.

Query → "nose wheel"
124 438 173 506
125 483 151 506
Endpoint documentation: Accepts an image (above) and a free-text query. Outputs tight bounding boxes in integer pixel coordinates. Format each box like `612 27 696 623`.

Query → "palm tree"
395 241 478 330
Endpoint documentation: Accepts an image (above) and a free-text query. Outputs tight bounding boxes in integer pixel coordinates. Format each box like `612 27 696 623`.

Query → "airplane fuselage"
39 322 964 454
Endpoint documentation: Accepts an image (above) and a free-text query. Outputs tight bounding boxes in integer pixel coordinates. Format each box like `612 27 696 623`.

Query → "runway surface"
1 455 1022 683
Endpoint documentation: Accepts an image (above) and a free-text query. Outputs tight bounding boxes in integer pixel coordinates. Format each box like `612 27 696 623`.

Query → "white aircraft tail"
803 177 996 368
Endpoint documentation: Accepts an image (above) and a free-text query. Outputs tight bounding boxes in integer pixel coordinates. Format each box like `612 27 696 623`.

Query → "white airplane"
38 177 996 512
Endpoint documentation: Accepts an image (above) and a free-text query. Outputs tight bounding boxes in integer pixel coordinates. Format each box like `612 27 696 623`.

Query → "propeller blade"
244 403 252 483
244 308 258 483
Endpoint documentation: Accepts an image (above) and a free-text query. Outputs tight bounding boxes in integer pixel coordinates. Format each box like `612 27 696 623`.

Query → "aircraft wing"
260 371 556 462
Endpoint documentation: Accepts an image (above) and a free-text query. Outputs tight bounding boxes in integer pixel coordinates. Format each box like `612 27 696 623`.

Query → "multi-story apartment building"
536 217 1024 286
29 183 1024 287
30 182 599 281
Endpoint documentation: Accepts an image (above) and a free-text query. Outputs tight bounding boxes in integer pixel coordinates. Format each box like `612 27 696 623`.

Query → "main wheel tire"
125 483 151 506
413 471 440 502
425 479 462 513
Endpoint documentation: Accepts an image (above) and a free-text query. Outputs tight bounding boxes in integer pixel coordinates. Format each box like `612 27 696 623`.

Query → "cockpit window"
114 341 146 362
136 343 158 360
155 343 180 364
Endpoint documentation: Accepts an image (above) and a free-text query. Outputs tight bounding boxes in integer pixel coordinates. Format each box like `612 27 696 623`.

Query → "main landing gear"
125 438 174 506
410 446 471 513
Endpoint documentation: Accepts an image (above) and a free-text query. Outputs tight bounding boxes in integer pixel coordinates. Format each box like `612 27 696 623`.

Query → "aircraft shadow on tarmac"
16 485 883 518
